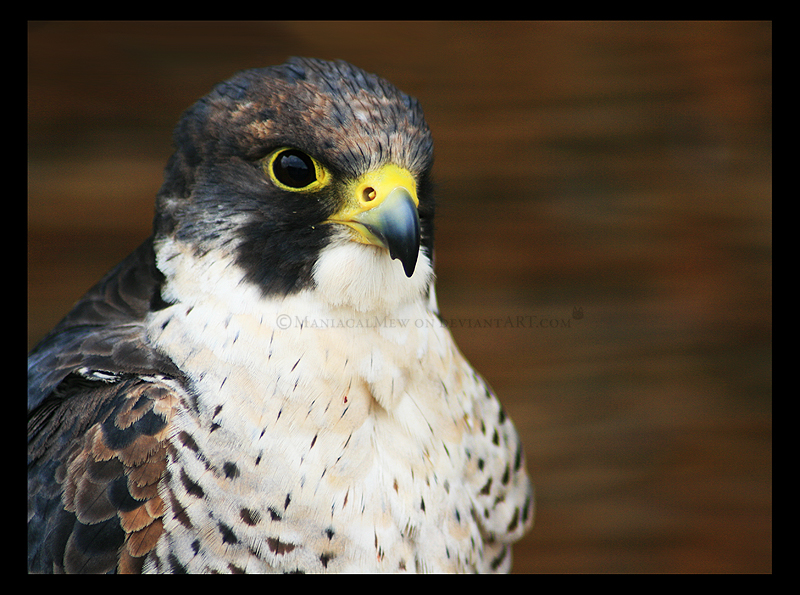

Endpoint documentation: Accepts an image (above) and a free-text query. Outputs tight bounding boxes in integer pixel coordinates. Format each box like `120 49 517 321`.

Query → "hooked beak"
325 164 420 277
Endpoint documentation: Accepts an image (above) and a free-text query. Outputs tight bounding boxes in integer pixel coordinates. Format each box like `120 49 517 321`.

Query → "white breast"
143 237 493 572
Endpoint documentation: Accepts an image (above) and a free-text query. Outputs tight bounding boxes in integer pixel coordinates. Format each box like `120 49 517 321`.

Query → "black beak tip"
392 218 420 278
361 188 421 278
400 253 418 278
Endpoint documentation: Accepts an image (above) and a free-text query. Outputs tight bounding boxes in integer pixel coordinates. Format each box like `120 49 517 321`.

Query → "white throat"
311 237 434 314
148 235 443 413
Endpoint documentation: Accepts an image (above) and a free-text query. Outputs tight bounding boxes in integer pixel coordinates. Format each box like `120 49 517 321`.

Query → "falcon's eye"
266 148 326 191
274 150 315 187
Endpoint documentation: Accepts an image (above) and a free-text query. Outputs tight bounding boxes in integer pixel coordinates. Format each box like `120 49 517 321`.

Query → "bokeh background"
28 21 772 573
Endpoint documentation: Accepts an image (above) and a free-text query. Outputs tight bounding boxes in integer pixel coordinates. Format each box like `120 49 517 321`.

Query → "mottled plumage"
28 57 533 573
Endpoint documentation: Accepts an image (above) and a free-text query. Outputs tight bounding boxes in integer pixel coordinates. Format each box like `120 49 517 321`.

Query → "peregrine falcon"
28 57 534 573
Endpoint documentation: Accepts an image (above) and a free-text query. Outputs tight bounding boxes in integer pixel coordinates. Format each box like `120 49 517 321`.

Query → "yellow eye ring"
264 148 327 191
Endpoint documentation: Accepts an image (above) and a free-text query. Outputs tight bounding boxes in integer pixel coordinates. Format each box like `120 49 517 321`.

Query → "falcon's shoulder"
28 239 185 573
28 238 179 411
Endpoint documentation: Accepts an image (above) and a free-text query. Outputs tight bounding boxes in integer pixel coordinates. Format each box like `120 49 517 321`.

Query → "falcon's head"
153 57 435 312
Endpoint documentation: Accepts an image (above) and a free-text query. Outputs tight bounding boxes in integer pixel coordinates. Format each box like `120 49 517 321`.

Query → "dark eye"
272 149 317 188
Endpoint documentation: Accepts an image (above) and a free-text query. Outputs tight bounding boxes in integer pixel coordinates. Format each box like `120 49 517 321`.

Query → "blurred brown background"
28 21 771 573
